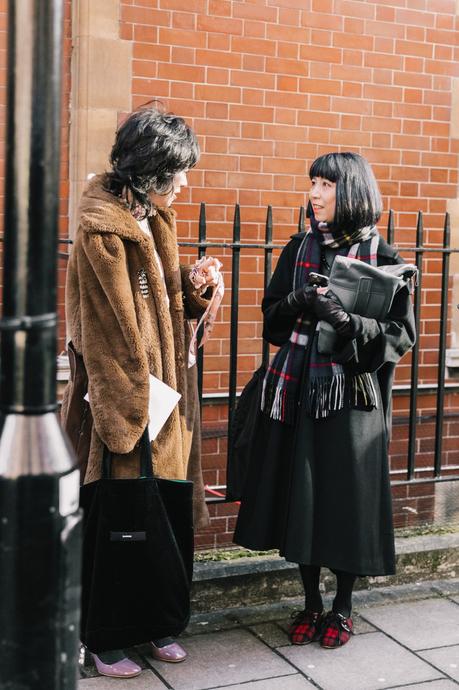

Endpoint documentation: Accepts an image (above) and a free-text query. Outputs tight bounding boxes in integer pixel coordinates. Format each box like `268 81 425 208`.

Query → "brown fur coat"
61 175 210 528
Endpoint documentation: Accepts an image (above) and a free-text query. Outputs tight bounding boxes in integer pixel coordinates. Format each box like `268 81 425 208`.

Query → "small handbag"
318 255 417 355
79 429 194 652
226 364 266 502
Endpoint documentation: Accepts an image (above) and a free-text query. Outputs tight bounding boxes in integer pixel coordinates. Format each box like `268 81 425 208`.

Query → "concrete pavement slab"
79 670 167 688
418 645 459 683
249 621 291 648
277 632 441 690
388 681 458 689
208 675 316 689
361 599 459 650
150 629 297 690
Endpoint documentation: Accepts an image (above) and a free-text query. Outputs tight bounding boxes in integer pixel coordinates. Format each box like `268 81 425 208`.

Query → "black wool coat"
234 232 416 576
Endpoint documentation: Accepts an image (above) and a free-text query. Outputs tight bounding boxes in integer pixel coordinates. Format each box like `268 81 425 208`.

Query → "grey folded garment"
318 255 417 356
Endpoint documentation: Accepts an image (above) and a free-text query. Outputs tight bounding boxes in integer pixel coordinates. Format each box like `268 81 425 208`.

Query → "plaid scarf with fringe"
261 220 380 422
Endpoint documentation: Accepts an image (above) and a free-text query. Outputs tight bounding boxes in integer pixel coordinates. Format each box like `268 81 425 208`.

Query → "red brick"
299 77 341 96
277 75 299 91
301 45 342 64
396 8 435 28
230 104 274 122
279 7 302 26
365 20 405 38
197 15 243 34
426 59 459 77
158 63 205 82
161 0 206 10
277 41 300 59
159 27 206 47
265 56 308 76
122 6 171 26
195 84 241 103
233 3 277 22
331 96 372 115
302 11 344 31
232 36 276 56
242 54 265 71
266 23 308 44
208 0 232 17
333 32 373 51
133 25 158 43
342 82 362 98
364 84 403 102
208 33 231 50
196 49 242 69
365 52 403 70
207 67 230 85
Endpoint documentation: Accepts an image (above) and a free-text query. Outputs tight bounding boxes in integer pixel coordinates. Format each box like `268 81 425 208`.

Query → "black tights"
298 564 356 617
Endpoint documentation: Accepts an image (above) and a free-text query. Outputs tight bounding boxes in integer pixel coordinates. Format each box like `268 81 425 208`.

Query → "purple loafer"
92 653 142 678
150 640 187 663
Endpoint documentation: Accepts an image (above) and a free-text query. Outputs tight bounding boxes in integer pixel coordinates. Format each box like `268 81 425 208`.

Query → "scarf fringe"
262 372 377 423
352 372 378 410
306 373 345 419
261 379 297 426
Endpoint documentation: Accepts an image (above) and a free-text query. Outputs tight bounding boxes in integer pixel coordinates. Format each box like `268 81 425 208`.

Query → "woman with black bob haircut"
309 151 382 233
234 152 415 649
62 104 219 678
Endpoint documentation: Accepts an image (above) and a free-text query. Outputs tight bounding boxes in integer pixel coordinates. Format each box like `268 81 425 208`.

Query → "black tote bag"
80 430 194 652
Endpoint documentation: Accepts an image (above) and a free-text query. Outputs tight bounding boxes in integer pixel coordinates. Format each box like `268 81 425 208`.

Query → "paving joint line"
357 611 458 686
243 622 325 690
141 654 174 690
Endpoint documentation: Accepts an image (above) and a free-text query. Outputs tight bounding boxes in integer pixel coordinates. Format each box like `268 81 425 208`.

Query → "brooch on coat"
137 269 149 299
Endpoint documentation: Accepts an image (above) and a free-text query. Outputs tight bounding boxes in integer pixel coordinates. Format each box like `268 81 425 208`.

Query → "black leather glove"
285 285 317 313
312 292 351 335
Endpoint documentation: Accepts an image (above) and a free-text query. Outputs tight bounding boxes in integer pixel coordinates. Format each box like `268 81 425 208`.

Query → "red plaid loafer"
320 611 353 649
289 609 324 645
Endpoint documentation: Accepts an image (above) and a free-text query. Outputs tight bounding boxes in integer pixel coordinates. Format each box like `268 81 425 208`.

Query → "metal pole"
196 202 207 408
387 209 395 245
434 212 451 477
0 2 81 688
262 205 273 368
407 212 424 479
226 204 241 496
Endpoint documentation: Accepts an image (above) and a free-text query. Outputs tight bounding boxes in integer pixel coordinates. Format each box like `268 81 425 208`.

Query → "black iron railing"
57 204 459 498
177 204 459 499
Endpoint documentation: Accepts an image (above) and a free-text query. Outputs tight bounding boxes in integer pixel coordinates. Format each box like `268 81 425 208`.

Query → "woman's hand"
286 285 317 311
189 256 223 294
313 292 352 335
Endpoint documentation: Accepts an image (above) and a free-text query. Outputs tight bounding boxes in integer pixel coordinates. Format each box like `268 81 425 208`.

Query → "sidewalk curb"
187 576 459 636
191 532 459 614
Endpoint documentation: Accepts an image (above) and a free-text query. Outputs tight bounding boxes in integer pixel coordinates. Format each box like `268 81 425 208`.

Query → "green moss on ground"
195 548 277 562
195 523 459 562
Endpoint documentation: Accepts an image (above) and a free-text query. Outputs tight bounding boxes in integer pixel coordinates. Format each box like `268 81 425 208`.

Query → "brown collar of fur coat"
79 174 176 242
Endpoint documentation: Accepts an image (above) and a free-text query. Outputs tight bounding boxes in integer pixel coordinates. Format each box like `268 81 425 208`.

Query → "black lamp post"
0 2 81 688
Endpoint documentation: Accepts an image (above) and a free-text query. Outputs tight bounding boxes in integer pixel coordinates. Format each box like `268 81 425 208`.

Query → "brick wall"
120 0 459 545
120 0 459 394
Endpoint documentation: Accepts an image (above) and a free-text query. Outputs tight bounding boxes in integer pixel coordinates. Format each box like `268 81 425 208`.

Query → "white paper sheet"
148 374 181 441
83 375 181 442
